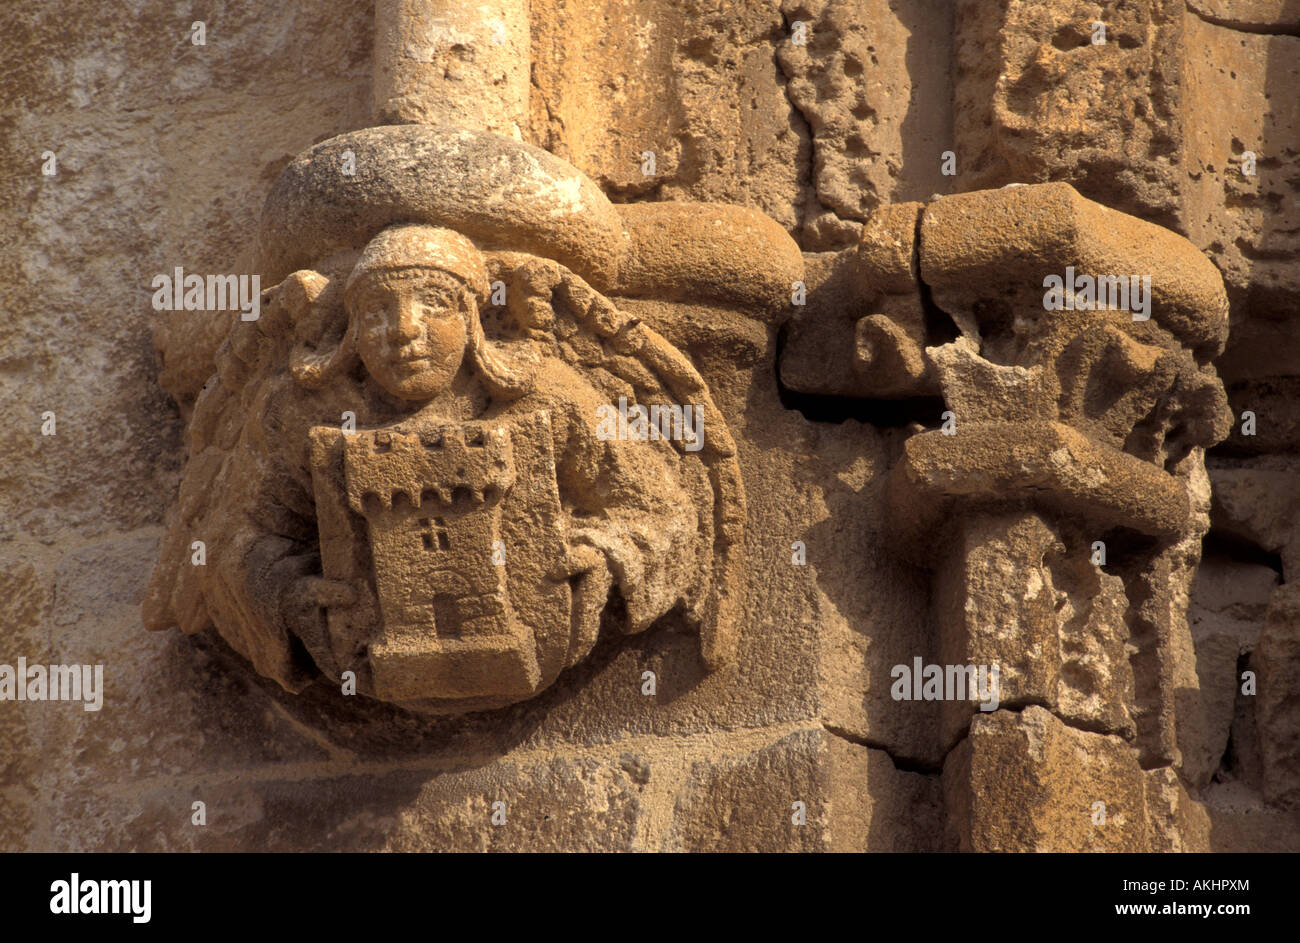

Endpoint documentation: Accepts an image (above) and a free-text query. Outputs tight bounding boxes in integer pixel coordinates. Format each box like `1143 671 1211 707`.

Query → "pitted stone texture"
382 756 650 852
529 0 806 235
7 0 1294 858
776 0 953 232
928 338 1051 423
943 706 1209 852
1182 13 1300 323
931 512 1135 750
953 0 1185 224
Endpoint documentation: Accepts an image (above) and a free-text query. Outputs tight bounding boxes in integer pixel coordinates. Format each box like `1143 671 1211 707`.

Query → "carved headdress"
289 222 535 398
344 224 489 299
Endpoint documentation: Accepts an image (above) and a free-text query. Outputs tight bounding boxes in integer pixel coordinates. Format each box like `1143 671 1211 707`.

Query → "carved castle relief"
10 0 1292 859
143 126 773 712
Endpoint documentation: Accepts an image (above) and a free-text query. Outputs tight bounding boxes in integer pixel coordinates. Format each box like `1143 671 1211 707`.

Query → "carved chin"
374 358 461 400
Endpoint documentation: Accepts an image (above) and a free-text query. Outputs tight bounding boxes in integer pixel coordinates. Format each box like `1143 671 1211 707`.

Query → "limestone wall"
2 0 1296 852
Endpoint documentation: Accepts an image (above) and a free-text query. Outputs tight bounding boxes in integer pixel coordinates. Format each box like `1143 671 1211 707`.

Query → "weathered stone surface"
1204 781 1300 852
529 0 808 236
0 564 49 852
44 752 653 852
889 422 1194 550
1182 555 1277 790
670 728 942 852
920 182 1229 356
944 706 1209 852
613 201 803 309
1187 0 1300 29
6 0 1297 856
931 511 1135 750
373 0 530 136
1146 766 1213 853
1209 466 1299 560
1182 13 1300 323
149 208 751 712
953 0 1186 222
1182 630 1246 792
257 125 629 289
776 0 953 230
1258 583 1300 808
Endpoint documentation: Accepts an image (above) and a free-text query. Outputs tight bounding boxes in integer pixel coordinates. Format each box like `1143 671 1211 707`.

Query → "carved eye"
418 292 456 314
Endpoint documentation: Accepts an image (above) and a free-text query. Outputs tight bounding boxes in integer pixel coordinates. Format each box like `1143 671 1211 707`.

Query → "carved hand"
564 542 614 665
280 576 375 675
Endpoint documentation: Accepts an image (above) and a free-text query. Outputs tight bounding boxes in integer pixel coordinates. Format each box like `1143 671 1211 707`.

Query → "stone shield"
308 409 572 709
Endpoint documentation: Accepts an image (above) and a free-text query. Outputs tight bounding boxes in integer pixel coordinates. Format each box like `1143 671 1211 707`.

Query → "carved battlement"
344 424 515 516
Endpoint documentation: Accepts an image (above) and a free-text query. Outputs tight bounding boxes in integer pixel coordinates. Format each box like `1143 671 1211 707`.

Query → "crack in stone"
775 7 854 244
1185 3 1300 36
822 723 945 774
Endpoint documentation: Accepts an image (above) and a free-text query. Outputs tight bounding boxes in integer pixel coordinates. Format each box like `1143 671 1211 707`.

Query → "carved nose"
391 303 422 342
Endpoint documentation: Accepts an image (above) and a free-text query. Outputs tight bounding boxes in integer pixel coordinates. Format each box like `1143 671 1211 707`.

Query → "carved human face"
351 269 471 401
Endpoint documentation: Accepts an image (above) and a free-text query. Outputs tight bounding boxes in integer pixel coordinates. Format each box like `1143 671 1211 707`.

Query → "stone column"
782 181 1232 850
373 0 530 137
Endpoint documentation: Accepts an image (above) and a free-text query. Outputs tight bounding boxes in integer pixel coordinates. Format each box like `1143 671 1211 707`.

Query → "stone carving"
9 0 1296 855
141 125 812 714
783 181 1233 850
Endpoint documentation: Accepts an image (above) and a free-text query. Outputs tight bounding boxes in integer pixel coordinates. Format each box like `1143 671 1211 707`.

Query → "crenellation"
5 0 1295 862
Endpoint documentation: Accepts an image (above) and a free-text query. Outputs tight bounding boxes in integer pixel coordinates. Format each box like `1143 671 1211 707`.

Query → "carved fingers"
280 575 376 678
564 544 613 667
294 576 358 609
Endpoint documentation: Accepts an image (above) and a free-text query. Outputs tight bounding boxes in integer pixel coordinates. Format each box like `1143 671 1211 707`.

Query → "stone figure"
145 114 1233 852
141 125 789 713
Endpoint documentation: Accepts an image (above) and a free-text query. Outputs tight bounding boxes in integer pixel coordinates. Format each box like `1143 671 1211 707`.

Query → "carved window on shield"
418 517 451 552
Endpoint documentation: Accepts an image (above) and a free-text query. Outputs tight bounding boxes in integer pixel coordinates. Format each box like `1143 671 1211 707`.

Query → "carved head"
344 225 489 401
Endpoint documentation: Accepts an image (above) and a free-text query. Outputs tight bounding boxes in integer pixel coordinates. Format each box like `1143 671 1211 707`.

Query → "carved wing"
141 269 342 689
489 255 745 668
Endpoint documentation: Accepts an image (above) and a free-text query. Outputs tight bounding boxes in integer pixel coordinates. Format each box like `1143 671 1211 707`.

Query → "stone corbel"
146 111 814 713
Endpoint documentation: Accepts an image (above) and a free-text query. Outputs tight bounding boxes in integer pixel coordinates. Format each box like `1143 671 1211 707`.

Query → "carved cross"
415 516 450 552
